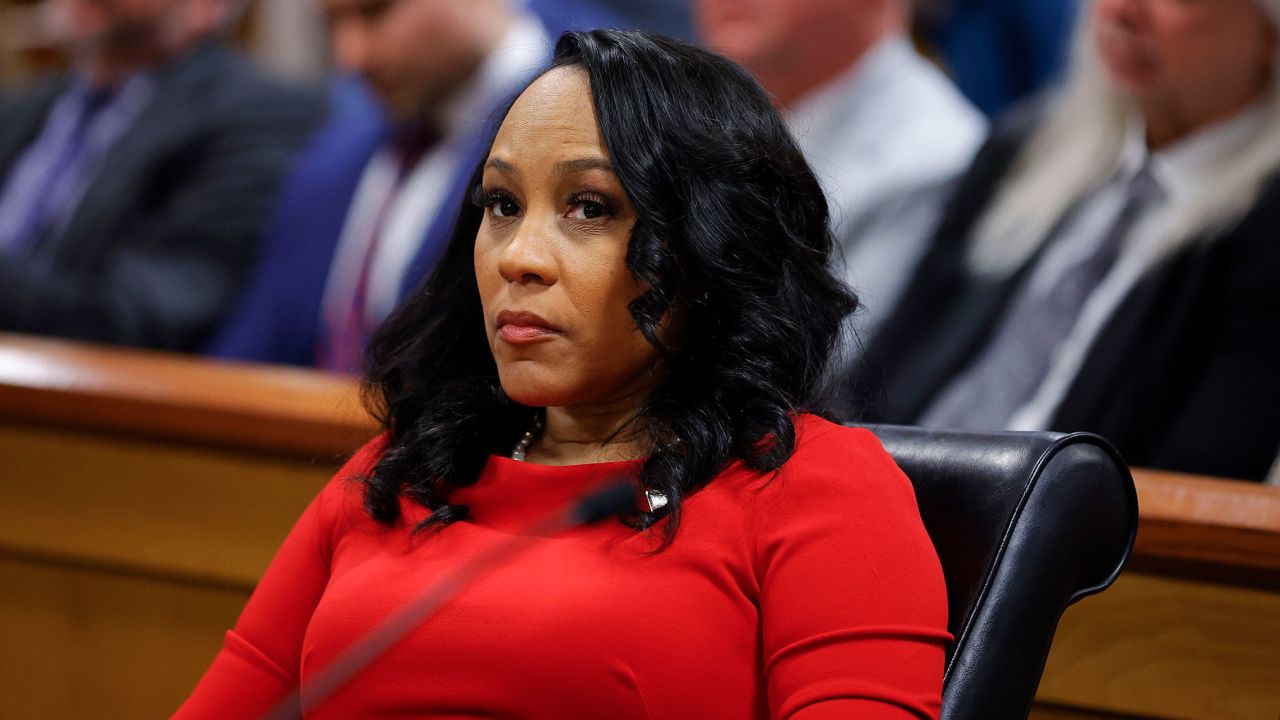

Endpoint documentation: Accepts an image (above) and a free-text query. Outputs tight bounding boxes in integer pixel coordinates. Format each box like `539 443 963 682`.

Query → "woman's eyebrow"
553 157 613 175
485 157 517 174
484 156 613 176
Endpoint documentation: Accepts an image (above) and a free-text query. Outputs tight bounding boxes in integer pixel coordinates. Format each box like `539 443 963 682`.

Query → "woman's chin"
497 372 570 409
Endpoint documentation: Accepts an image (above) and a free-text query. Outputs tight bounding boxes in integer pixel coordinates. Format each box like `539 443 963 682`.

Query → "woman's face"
1094 0 1275 109
475 67 659 409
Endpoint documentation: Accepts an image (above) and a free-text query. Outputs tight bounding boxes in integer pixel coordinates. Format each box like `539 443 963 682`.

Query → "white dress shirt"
787 36 987 346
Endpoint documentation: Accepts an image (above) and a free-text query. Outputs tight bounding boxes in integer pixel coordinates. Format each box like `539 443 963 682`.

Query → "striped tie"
919 165 1163 430
316 125 438 373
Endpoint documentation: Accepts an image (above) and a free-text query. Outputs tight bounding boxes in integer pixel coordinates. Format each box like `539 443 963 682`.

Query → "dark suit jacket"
848 116 1280 481
0 41 324 351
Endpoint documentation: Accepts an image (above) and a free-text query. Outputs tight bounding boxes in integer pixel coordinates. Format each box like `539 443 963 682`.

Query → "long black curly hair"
359 29 858 543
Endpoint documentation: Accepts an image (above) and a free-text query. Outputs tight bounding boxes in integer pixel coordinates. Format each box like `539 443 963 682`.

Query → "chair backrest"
865 424 1138 720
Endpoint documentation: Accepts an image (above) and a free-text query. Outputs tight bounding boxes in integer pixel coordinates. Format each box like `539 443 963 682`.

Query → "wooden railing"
1128 468 1280 592
0 332 1277 719
0 331 373 458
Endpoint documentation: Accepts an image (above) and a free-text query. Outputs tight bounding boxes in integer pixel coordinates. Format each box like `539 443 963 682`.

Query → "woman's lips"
499 324 559 344
495 310 561 345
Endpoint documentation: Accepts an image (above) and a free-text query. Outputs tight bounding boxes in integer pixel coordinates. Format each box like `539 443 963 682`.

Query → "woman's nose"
497 216 558 286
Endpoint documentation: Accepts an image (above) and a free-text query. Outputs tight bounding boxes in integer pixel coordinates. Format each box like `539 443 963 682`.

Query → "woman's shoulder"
346 433 392 473
742 412 942 591
742 414 918 514
786 414 907 483
768 412 921 512
308 434 390 529
790 413 894 462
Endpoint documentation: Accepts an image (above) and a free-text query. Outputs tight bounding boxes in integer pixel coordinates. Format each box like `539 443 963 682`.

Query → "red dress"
175 414 949 719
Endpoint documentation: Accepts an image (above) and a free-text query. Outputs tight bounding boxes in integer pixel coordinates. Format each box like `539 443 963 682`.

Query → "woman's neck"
523 395 650 466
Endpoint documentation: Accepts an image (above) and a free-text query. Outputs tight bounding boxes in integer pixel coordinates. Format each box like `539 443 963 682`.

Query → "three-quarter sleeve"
753 425 949 720
172 437 385 719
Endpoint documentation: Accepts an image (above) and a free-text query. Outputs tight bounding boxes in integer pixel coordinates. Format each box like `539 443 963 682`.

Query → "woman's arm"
755 424 950 720
172 437 385 719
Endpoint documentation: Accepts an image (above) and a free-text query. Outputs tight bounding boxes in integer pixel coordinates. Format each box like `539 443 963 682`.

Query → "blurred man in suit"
0 0 324 350
210 0 598 371
849 0 1280 480
696 0 987 350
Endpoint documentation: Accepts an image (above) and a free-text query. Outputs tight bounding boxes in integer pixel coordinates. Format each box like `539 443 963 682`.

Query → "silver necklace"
510 413 668 513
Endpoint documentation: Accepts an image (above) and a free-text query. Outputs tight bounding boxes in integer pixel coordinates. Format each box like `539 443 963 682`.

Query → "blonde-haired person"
845 0 1280 481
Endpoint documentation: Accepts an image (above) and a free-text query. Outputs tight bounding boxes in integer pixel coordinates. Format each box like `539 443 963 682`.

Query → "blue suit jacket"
209 1 617 366
208 75 493 365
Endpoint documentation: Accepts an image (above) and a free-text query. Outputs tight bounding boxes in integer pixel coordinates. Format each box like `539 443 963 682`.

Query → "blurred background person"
915 0 1081 117
591 0 693 41
696 0 986 351
208 0 615 372
849 0 1280 481
0 0 324 350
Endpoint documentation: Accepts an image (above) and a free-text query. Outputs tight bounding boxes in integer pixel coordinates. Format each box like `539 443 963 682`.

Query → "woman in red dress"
177 29 949 719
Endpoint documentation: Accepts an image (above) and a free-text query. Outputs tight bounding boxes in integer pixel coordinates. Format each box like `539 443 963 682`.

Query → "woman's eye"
568 201 609 220
491 198 521 218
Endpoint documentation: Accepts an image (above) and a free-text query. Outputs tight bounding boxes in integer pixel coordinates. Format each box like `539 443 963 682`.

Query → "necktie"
919 165 1163 430
317 124 438 373
0 88 114 254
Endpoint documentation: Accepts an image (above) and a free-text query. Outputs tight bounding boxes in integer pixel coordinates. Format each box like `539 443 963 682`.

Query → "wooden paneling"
1021 467 1280 719
0 556 249 720
1038 574 1280 720
0 420 338 718
0 335 363 718
0 423 333 588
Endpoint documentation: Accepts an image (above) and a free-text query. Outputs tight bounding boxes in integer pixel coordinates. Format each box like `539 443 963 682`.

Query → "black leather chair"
866 425 1139 720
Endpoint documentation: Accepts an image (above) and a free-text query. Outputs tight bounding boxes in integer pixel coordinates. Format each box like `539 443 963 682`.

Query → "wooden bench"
0 332 1275 719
